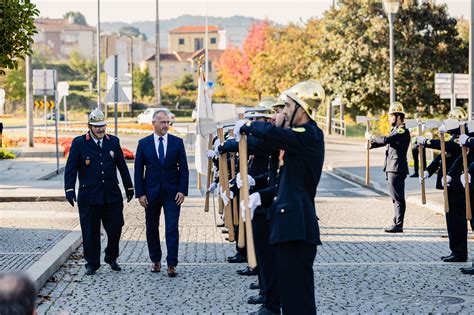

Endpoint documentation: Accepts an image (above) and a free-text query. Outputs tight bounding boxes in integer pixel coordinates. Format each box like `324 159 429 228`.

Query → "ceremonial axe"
356 116 379 186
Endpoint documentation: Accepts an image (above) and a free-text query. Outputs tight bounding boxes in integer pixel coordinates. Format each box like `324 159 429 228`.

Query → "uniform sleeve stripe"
65 189 74 192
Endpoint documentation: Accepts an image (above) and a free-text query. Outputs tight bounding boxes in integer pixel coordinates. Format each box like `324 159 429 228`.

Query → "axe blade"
425 119 440 131
466 120 474 134
404 119 418 129
356 116 368 124
443 119 460 131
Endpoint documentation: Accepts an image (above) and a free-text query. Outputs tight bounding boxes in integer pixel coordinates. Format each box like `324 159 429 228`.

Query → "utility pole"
155 0 161 105
26 52 34 147
96 0 102 110
470 0 474 119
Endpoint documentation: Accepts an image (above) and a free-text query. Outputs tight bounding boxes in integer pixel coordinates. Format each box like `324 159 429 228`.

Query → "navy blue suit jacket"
134 133 189 201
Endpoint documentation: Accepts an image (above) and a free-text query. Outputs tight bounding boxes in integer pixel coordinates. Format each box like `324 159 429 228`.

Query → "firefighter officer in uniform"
64 108 134 275
366 102 411 233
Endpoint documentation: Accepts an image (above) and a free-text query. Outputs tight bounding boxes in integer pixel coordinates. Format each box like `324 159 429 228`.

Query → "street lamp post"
383 0 400 104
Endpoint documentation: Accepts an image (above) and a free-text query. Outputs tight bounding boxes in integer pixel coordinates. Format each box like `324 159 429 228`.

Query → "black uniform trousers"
446 189 467 259
274 241 317 315
411 144 426 176
253 213 279 312
78 202 124 269
145 188 181 267
386 172 407 228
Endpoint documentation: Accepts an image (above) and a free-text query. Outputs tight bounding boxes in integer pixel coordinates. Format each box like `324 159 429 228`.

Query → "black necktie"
97 140 102 149
158 137 164 165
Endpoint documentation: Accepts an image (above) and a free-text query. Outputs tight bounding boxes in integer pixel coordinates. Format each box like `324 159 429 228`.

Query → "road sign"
33 69 57 96
34 101 44 109
435 73 469 99
57 81 70 98
104 55 127 77
0 88 5 115
105 83 129 103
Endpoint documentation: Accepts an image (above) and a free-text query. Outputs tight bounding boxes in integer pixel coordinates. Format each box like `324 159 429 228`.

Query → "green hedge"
0 149 15 159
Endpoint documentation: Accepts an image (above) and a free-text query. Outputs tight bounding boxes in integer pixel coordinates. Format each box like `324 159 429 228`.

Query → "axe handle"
204 134 213 212
460 124 472 220
229 130 239 226
440 132 449 213
238 135 257 269
365 121 370 186
217 128 235 241
418 124 426 204
238 187 246 249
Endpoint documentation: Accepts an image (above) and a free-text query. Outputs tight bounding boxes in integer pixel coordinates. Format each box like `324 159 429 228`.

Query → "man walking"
64 108 134 275
135 109 189 277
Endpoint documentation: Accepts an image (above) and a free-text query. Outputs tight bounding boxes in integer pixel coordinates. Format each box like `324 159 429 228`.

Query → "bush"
0 148 15 159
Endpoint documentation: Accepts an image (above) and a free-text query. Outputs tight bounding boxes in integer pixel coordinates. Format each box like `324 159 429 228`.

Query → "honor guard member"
417 107 465 262
64 108 134 275
367 102 410 233
238 80 325 315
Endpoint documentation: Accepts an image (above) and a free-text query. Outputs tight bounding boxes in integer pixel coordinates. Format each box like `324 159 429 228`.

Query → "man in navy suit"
134 109 189 277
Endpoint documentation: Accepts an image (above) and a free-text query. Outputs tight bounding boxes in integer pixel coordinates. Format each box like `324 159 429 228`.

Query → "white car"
137 108 176 125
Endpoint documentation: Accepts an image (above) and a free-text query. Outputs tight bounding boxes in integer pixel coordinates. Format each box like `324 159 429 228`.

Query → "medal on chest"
85 157 91 165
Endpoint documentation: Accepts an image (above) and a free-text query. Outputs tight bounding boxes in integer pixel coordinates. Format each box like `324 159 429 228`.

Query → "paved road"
33 169 474 314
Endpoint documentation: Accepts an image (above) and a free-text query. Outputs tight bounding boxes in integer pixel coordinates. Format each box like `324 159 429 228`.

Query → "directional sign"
104 55 128 77
57 81 70 98
0 88 5 115
435 73 469 99
33 69 57 96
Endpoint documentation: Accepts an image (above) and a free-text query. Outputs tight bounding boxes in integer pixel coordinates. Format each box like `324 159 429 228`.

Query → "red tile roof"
35 18 96 32
169 25 219 34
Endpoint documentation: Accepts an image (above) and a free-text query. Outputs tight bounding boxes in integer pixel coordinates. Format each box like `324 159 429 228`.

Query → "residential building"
168 25 223 53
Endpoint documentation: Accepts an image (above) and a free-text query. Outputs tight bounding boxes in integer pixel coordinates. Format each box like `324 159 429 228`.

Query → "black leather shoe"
227 253 247 263
441 253 454 260
250 306 281 315
443 255 467 262
460 266 474 274
216 222 225 228
384 226 403 233
247 294 265 305
409 173 419 178
222 229 229 234
249 282 261 290
237 266 258 276
108 261 122 271
85 266 97 275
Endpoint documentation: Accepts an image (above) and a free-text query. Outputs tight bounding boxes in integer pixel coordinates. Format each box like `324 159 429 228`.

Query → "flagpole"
205 0 209 80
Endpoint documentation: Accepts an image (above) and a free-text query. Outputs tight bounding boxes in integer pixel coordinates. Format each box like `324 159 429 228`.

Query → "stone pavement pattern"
0 202 78 272
37 192 474 314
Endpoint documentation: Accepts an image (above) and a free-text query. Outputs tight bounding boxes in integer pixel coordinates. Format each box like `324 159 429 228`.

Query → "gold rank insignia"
454 138 460 144
426 140 431 145
397 127 405 134
292 127 306 133
85 157 91 165
110 150 115 158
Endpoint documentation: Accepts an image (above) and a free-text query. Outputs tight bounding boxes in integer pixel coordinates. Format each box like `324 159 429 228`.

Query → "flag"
195 65 216 176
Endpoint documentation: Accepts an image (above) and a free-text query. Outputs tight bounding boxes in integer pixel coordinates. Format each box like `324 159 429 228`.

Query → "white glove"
438 124 446 133
219 185 230 206
207 149 217 159
234 119 248 142
459 134 469 146
364 132 372 140
236 172 256 189
240 192 261 222
212 138 221 151
207 182 218 193
442 175 452 187
417 136 426 145
419 170 429 184
229 190 234 200
461 173 471 187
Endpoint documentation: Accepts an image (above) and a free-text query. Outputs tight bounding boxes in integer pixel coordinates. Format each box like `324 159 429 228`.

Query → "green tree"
68 51 96 91
309 0 467 116
175 73 196 91
0 0 39 75
133 67 154 100
63 11 87 25
118 26 147 40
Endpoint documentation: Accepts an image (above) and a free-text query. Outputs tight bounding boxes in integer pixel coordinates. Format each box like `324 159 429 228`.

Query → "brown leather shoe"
167 266 177 277
151 262 161 273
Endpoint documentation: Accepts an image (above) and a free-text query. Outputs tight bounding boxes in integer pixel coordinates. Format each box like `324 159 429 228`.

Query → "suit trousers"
145 188 181 267
78 202 124 269
253 213 280 313
386 172 407 228
274 241 317 315
446 189 467 259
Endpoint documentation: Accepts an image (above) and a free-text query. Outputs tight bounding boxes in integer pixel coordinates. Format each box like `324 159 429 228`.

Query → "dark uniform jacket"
424 136 462 190
241 120 324 245
64 132 133 206
370 124 410 174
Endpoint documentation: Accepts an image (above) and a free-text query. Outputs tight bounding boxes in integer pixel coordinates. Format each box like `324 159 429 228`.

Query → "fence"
315 115 346 136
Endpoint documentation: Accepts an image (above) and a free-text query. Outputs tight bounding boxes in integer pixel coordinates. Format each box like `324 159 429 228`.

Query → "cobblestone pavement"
0 202 78 271
35 171 474 314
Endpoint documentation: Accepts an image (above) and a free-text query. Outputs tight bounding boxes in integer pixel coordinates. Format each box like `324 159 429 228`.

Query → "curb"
26 228 82 289
0 196 66 202
37 166 65 181
329 166 445 215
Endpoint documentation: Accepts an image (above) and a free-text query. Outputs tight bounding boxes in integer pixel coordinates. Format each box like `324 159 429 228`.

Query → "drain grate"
388 295 465 306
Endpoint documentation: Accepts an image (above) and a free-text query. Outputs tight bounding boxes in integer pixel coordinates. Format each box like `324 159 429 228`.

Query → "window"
179 38 185 45
169 65 176 72
194 38 203 51
210 37 217 44
208 62 212 72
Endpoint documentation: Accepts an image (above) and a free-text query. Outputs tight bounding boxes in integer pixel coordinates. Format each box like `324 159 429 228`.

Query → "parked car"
137 108 176 125
44 113 65 121
192 108 197 122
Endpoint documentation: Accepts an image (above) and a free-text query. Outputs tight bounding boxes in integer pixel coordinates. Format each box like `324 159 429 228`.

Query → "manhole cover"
389 295 465 306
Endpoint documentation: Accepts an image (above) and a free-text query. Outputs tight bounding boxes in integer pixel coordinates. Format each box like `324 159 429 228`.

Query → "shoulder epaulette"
292 127 306 133
397 127 405 134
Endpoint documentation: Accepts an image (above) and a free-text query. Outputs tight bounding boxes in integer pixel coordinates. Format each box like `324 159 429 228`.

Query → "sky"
34 0 470 25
